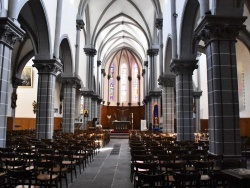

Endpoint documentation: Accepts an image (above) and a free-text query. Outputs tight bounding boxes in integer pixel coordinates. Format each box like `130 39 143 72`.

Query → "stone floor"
69 139 133 188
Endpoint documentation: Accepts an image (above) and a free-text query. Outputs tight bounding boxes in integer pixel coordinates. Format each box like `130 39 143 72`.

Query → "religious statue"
11 91 17 109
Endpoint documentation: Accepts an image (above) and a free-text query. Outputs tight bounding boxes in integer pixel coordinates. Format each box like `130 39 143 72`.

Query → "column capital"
147 49 159 57
60 76 81 88
170 59 198 75
76 19 84 30
158 74 175 87
80 90 94 97
84 48 97 56
195 15 247 45
97 60 101 67
155 18 163 30
32 59 62 75
0 17 24 48
149 90 162 97
193 90 203 99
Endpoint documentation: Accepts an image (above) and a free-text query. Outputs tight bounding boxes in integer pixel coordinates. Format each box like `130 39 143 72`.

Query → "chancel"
2 1 250 187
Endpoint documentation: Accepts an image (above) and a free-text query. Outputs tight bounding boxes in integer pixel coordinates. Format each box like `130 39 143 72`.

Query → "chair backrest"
164 162 186 174
34 161 54 174
7 169 33 187
5 160 26 171
193 161 213 174
137 172 165 187
132 154 153 163
174 172 201 188
134 162 157 174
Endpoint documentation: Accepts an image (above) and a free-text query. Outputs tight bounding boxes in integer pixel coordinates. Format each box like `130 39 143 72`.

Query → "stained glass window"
109 63 115 101
120 63 127 102
132 63 138 102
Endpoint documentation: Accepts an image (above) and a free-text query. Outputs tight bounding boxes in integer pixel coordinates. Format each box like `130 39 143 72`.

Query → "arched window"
109 62 115 101
132 63 138 102
120 63 127 102
104 49 143 106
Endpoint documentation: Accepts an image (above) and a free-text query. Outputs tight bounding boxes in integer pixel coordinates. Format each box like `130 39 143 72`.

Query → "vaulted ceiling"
79 0 163 65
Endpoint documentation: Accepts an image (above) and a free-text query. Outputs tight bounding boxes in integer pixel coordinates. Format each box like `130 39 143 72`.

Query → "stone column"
101 69 106 103
147 49 159 91
32 59 62 139
155 18 163 76
75 20 84 75
128 76 132 105
148 98 152 129
193 91 202 133
170 59 198 141
97 98 102 123
81 91 93 130
0 18 24 147
143 98 148 127
158 74 175 133
116 75 121 105
144 61 148 96
97 60 101 95
83 48 96 91
91 95 98 119
60 77 80 133
53 0 63 58
195 15 246 157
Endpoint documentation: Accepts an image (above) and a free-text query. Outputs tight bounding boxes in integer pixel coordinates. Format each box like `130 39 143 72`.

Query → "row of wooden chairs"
129 132 243 187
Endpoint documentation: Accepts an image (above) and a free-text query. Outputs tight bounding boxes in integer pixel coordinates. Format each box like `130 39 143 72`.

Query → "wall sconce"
32 100 37 114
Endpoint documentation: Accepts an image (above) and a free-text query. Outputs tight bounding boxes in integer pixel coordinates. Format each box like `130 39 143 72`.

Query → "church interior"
1 0 250 187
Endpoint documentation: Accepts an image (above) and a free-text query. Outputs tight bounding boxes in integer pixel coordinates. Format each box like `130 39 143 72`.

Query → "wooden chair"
157 154 176 172
46 155 68 188
33 160 59 188
133 162 157 187
5 160 26 171
136 172 165 187
193 161 213 187
69 146 86 174
163 162 186 187
211 171 230 188
130 155 153 182
173 172 201 188
58 150 77 183
7 169 39 188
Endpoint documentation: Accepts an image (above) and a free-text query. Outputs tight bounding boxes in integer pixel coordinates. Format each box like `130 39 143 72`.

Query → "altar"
112 121 130 130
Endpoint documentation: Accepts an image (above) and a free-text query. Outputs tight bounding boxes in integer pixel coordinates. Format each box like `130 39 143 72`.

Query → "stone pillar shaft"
0 18 24 147
170 59 197 141
75 20 84 75
147 49 158 91
193 91 202 133
61 77 79 133
33 59 62 139
158 74 175 133
195 15 246 157
84 48 96 91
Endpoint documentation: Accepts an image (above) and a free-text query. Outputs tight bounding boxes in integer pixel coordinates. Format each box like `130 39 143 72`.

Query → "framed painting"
20 66 33 88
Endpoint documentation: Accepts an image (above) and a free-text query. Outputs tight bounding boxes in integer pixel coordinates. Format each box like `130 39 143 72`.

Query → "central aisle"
69 139 133 188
